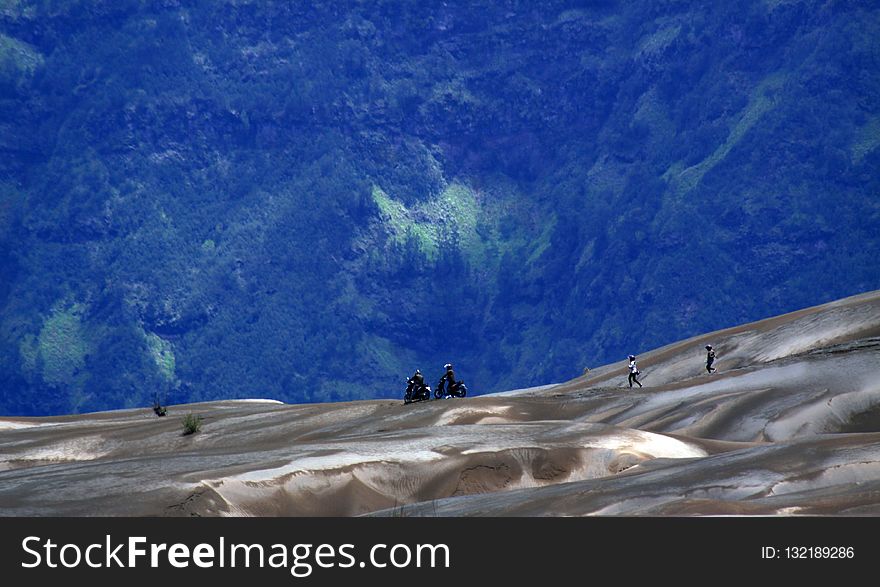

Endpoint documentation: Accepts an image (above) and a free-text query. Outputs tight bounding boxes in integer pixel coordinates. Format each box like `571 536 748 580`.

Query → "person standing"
705 345 717 374
627 355 642 388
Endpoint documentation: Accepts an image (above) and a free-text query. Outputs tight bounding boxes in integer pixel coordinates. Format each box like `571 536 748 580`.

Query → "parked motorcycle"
435 380 467 399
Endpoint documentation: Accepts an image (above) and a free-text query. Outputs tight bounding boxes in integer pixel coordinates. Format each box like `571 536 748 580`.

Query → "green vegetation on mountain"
0 0 878 415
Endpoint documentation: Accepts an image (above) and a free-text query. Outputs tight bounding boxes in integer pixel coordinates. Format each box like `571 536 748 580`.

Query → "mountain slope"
1 290 878 516
1 1 879 415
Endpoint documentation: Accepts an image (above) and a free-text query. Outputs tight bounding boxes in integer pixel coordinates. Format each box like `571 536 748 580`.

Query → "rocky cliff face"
0 1 878 415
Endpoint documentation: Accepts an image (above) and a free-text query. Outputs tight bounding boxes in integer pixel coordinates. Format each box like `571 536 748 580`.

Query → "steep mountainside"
1 290 878 516
0 1 878 414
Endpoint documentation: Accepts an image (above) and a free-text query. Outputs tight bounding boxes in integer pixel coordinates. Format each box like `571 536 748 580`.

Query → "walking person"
705 345 717 374
627 355 642 388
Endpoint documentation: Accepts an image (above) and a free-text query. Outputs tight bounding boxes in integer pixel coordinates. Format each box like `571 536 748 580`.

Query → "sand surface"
1 290 879 516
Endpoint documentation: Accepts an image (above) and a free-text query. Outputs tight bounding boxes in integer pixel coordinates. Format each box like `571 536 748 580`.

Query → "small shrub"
182 413 202 435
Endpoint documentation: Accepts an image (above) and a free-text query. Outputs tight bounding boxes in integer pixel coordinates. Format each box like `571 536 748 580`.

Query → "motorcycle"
404 381 431 404
435 380 467 399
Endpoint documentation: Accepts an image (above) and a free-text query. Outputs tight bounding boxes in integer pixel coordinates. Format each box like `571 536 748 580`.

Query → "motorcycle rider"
406 369 427 398
437 363 458 397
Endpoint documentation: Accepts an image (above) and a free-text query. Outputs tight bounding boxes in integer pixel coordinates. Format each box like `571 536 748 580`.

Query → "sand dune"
1 290 879 516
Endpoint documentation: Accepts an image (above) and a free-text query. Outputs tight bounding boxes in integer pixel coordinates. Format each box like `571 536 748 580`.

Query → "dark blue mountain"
0 0 878 415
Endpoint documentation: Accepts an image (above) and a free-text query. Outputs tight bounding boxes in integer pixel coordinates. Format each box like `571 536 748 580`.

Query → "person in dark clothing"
705 345 717 374
406 369 426 396
627 355 642 388
437 363 456 397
